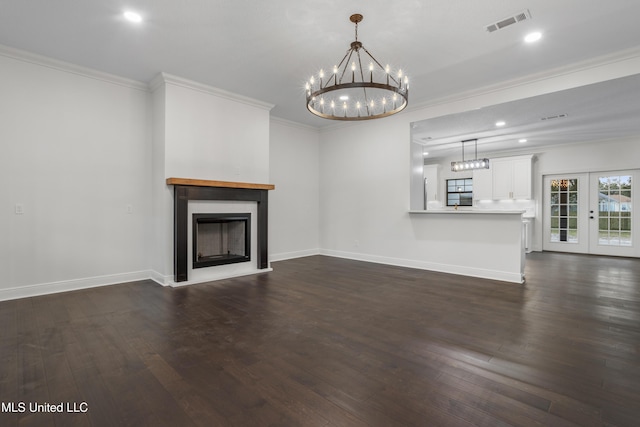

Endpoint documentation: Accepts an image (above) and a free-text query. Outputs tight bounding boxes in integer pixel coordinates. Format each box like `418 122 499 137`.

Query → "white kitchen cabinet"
491 155 533 200
472 167 493 200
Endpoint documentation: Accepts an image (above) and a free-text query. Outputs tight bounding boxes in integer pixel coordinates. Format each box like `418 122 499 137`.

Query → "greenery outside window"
447 178 473 206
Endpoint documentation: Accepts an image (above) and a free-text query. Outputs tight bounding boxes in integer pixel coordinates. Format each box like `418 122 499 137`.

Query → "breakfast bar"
409 209 526 283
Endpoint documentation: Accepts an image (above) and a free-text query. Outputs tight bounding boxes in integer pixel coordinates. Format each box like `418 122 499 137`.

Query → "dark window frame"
446 178 473 206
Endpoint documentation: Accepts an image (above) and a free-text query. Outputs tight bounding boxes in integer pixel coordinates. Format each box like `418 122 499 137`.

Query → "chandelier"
551 179 571 189
451 139 490 172
305 14 409 121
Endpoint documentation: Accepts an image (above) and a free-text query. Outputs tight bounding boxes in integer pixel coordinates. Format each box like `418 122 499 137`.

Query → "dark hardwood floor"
1 252 639 426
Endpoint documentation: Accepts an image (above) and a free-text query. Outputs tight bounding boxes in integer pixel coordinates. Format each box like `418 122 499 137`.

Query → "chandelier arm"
363 47 401 86
332 49 352 87
338 49 357 85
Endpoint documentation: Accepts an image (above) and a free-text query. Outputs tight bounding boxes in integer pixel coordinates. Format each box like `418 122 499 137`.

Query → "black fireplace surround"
170 180 271 282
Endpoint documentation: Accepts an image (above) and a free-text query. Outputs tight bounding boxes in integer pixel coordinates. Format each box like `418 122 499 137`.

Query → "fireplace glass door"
193 213 251 268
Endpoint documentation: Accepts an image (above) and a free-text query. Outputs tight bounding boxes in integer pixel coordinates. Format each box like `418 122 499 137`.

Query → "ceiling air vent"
486 9 532 33
541 113 568 121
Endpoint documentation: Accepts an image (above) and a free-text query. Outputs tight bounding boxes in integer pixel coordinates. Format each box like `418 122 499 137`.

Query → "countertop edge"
409 210 526 215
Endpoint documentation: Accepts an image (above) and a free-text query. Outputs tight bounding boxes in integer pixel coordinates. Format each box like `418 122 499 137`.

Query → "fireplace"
167 178 274 283
193 213 251 268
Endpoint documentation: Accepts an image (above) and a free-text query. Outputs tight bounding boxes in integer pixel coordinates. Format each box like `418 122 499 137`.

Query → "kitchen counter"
408 209 526 283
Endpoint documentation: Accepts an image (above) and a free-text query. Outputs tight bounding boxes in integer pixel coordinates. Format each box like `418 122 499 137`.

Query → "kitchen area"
410 153 535 284
408 74 640 282
422 154 536 254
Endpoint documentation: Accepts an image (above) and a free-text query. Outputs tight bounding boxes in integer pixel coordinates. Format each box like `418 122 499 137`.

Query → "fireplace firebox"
192 213 251 268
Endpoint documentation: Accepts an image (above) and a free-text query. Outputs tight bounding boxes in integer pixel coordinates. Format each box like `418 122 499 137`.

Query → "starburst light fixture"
305 13 409 121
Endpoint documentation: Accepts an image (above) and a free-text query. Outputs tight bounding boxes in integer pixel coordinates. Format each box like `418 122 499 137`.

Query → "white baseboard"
0 266 277 301
0 246 525 302
270 248 321 262
166 268 273 288
320 249 524 284
149 270 173 287
0 270 152 302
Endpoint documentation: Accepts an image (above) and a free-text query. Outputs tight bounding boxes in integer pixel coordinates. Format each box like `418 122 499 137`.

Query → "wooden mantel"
166 177 275 191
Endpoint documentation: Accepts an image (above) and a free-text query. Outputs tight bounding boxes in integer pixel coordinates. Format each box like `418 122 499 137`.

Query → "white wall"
162 75 271 183
320 118 411 256
0 49 151 300
150 74 274 285
269 119 321 260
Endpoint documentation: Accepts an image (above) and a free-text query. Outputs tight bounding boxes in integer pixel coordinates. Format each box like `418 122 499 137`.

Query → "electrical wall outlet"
126 204 134 214
15 204 24 215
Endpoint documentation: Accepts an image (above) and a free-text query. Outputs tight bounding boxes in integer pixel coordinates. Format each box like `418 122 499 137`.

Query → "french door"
543 170 638 257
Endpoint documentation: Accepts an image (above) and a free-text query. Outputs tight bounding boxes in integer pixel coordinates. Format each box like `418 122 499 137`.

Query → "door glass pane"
598 175 632 246
550 178 579 243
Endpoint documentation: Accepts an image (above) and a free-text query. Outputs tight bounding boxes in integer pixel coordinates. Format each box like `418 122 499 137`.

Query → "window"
549 178 579 243
597 174 632 246
447 178 473 206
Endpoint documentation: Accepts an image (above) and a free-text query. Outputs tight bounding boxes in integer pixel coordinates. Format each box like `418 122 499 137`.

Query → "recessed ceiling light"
519 138 527 143
495 121 506 127
423 152 429 156
124 11 143 23
524 31 542 43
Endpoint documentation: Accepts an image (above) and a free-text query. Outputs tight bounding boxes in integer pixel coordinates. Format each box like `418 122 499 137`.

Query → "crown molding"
270 116 321 133
409 45 640 114
0 43 148 92
154 72 274 111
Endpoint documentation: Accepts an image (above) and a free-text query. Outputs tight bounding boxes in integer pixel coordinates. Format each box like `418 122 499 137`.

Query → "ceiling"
1 0 640 131
412 73 640 160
